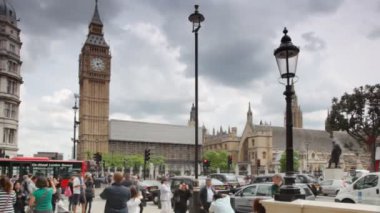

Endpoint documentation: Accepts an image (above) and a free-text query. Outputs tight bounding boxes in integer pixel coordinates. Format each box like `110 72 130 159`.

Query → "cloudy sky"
13 0 380 158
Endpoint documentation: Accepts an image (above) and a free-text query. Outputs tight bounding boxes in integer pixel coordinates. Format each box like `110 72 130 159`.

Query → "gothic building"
284 84 303 128
0 1 23 158
77 1 111 160
203 104 370 175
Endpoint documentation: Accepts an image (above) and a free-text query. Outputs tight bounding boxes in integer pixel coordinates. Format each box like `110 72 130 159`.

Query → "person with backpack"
84 174 95 213
72 172 86 213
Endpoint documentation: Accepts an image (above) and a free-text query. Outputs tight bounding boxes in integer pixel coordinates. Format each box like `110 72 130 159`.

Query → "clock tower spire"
77 0 111 160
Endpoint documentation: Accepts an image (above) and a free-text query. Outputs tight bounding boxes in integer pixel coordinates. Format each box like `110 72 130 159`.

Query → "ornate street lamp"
274 28 304 201
188 4 204 180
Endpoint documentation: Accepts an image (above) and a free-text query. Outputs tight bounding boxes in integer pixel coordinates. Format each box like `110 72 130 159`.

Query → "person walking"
159 178 172 213
208 193 234 213
28 176 56 213
173 182 191 213
271 174 283 197
127 186 141 213
100 172 131 213
66 176 74 212
85 174 95 213
13 181 26 213
199 178 216 213
72 172 86 213
0 176 16 213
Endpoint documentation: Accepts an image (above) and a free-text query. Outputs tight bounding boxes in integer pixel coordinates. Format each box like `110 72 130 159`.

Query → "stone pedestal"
324 168 344 180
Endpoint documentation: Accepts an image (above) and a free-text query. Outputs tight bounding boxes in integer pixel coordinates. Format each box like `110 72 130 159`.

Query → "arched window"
262 152 266 159
312 153 315 159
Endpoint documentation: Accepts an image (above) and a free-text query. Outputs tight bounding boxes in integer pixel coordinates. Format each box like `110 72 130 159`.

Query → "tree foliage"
203 150 230 171
327 84 380 171
279 151 300 173
101 153 166 169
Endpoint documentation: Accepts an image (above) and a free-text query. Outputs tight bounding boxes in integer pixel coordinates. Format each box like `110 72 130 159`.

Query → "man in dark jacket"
199 178 215 213
100 172 131 213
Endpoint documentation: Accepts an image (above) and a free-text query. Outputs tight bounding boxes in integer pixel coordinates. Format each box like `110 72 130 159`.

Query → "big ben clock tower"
78 0 111 160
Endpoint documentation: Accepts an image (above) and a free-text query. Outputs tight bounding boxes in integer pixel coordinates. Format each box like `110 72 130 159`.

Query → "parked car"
335 172 380 205
319 179 348 196
252 174 321 195
140 180 161 201
208 173 240 193
295 174 321 195
231 183 315 213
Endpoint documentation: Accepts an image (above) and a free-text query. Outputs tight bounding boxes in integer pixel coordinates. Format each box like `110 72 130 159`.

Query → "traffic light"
228 155 232 166
93 152 102 164
144 149 151 161
203 159 210 167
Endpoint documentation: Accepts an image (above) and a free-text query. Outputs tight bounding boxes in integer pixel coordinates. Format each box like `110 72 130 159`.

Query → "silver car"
230 183 315 213
320 179 349 196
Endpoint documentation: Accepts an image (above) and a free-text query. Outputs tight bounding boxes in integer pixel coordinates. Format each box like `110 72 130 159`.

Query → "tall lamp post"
189 5 204 213
274 28 304 201
188 4 204 180
72 94 80 160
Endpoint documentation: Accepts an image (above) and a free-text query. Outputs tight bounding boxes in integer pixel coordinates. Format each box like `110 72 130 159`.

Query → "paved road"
59 186 335 213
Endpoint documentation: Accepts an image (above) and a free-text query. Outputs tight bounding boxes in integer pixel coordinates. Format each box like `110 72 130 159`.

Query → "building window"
8 61 17 73
7 79 17 94
262 152 266 159
312 153 315 159
9 43 15 53
4 102 17 119
3 128 16 144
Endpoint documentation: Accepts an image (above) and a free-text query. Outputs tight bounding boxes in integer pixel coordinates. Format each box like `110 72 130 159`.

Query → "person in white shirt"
209 193 234 213
200 178 216 212
159 178 172 213
127 186 142 213
72 173 86 213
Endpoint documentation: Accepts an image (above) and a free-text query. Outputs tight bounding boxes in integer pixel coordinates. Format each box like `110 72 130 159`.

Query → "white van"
335 172 380 205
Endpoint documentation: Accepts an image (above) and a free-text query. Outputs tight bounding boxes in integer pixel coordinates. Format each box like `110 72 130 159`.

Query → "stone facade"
108 119 203 174
0 1 22 158
203 103 370 175
77 2 111 160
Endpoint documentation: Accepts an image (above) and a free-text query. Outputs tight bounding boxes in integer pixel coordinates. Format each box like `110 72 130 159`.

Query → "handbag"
64 186 72 197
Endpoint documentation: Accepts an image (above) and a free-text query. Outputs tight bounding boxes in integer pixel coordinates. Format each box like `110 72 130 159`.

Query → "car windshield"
141 180 160 186
225 174 238 182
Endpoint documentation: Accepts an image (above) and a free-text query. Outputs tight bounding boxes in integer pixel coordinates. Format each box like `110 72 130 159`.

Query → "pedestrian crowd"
0 172 95 213
1 172 236 213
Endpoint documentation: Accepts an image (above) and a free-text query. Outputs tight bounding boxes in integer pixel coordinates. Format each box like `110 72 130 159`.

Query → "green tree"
150 155 165 166
203 150 229 171
326 84 380 171
279 151 300 173
124 154 144 168
103 153 126 168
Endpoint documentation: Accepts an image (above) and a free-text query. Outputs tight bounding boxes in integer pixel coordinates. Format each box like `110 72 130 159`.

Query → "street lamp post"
189 5 204 213
274 28 304 201
188 4 204 180
306 142 309 173
72 94 80 160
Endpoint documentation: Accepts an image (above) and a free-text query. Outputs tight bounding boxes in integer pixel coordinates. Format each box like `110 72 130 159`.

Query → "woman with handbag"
0 176 16 213
28 176 56 213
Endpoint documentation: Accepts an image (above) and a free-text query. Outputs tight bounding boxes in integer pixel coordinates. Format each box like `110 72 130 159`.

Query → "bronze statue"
328 141 342 168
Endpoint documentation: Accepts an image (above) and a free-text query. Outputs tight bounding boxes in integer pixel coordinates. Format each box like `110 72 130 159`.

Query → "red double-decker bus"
0 157 87 188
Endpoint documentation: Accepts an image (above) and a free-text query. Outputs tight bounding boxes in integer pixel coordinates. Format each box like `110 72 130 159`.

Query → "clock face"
91 57 105 71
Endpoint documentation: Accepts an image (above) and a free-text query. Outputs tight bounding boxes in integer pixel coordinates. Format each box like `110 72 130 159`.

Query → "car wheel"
341 199 355 203
153 196 158 205
323 193 327 196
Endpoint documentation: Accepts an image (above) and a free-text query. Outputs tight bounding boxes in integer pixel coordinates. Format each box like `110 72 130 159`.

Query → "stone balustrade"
261 199 380 213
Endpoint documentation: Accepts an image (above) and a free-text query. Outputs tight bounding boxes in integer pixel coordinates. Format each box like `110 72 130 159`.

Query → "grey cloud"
302 32 326 51
367 28 380 40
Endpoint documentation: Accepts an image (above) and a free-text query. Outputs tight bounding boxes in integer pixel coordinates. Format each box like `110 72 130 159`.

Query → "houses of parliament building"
76 1 369 175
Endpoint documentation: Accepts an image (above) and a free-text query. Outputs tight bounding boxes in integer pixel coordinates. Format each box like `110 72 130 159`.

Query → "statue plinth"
324 168 344 180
